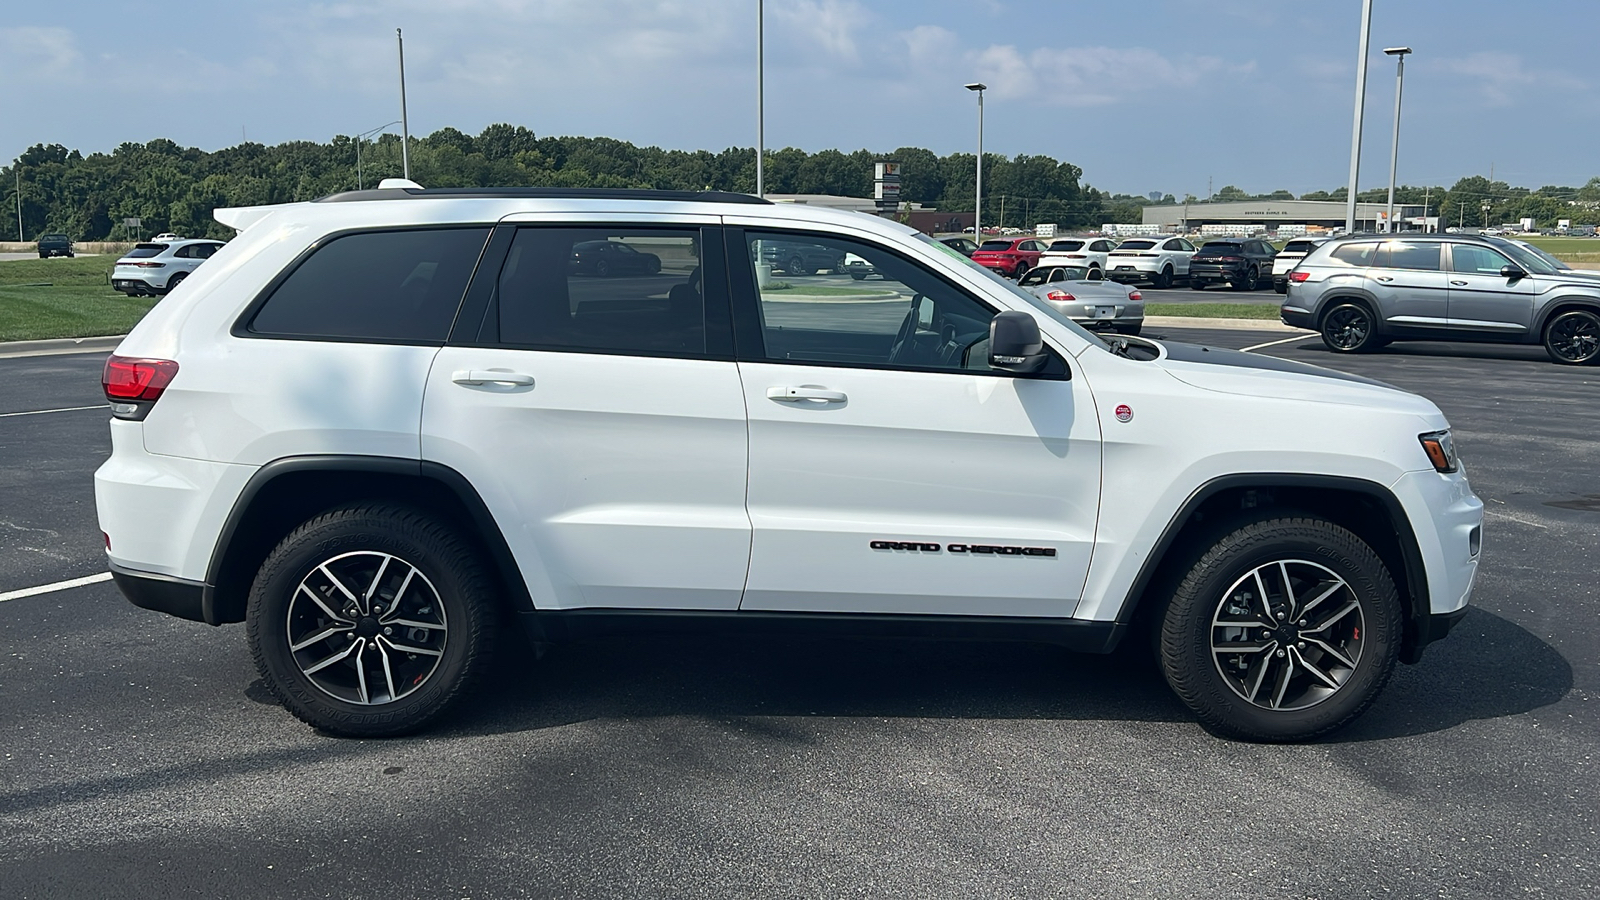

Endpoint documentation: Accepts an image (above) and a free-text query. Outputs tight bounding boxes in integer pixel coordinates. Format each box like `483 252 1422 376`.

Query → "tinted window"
744 231 1011 374
250 228 488 342
493 228 703 356
126 243 168 259
1117 240 1156 250
1327 243 1379 267
1283 240 1319 254
979 240 1012 251
1049 240 1085 251
1450 244 1513 275
1196 242 1241 257
1377 242 1441 271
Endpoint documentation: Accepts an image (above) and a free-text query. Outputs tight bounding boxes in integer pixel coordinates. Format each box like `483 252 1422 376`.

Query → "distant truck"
37 233 74 258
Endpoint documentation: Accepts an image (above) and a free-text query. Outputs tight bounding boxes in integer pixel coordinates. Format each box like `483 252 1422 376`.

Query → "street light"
1383 47 1412 233
1343 0 1373 234
354 121 401 190
965 82 986 240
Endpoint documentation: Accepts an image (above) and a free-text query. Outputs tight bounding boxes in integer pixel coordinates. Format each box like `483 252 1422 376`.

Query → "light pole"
1344 0 1374 233
965 82 986 239
1383 47 1411 233
397 28 411 180
354 121 401 190
756 0 764 197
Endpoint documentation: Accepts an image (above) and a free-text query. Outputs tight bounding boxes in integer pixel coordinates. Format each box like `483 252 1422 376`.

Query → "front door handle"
1450 280 1468 286
452 369 535 387
766 385 847 403
1373 276 1394 283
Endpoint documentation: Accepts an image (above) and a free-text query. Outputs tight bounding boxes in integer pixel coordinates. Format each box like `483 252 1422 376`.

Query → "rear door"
423 220 752 611
726 226 1102 618
1369 240 1449 332
1445 243 1539 335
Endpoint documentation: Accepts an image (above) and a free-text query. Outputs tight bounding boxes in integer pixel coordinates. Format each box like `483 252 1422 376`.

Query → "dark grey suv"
1281 234 1600 365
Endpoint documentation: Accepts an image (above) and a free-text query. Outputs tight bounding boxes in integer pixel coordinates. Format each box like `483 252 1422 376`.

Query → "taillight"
1129 291 1142 301
1065 253 1085 258
103 355 179 421
1045 290 1076 302
1289 271 1310 282
1219 256 1243 262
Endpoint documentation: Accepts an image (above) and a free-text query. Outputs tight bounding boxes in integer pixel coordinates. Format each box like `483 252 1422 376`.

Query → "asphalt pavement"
0 331 1595 899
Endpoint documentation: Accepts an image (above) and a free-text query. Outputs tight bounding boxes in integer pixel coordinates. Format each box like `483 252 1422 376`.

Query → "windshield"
1116 240 1155 250
1046 240 1085 252
1509 241 1568 272
916 234 1104 349
1489 239 1560 275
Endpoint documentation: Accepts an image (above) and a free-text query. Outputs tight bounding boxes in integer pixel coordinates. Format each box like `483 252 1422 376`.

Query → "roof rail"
313 186 771 205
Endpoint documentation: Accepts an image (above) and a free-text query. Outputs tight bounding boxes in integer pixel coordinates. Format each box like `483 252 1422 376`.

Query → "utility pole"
1207 175 1212 201
1344 0 1374 233
756 0 764 197
999 194 1005 230
15 167 22 242
1423 185 1431 232
397 28 412 180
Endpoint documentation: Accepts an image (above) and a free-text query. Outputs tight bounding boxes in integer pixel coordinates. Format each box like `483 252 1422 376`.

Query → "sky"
3 0 1597 197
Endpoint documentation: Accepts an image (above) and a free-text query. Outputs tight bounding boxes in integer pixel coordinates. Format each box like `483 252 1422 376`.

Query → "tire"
1542 309 1600 365
1153 266 1172 289
1231 267 1257 291
164 272 188 293
850 273 867 281
1319 302 1381 353
1116 323 1143 336
1158 516 1402 742
594 259 610 277
39 252 47 259
645 256 661 275
786 256 813 277
1013 261 1030 280
246 503 498 737
1190 280 1206 291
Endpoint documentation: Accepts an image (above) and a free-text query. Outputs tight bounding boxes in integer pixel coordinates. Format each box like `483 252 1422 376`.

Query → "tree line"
1 125 1108 242
5 124 1596 242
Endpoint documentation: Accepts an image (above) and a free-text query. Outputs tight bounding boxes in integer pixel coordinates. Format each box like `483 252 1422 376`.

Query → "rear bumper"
1189 264 1249 281
110 561 207 623
1279 305 1316 330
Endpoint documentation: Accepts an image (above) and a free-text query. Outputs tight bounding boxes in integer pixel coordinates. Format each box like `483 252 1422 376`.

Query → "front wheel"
1159 516 1402 742
246 503 497 737
1543 309 1600 365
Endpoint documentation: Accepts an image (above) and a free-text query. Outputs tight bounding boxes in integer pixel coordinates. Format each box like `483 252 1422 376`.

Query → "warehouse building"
1142 199 1431 233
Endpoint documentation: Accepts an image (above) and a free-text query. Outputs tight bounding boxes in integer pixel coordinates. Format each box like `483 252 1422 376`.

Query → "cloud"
769 0 873 62
1433 51 1587 107
0 27 83 82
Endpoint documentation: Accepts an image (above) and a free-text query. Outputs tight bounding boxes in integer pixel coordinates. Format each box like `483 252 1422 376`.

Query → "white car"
1105 235 1196 288
1036 237 1118 276
111 238 226 296
1271 236 1332 293
96 183 1481 742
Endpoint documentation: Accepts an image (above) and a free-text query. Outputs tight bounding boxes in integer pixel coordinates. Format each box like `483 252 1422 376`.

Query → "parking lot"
1 329 1595 898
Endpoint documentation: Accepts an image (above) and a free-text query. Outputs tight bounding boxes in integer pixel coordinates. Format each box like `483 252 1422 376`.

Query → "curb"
0 335 125 359
1143 316 1308 332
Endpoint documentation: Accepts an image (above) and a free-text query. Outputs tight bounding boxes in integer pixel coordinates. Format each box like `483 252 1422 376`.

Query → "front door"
729 228 1102 618
422 223 751 611
1446 242 1538 335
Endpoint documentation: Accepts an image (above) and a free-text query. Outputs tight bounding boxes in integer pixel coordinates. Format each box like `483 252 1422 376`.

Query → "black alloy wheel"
594 259 610 277
1320 302 1379 353
1543 309 1600 365
1153 266 1172 289
786 256 813 277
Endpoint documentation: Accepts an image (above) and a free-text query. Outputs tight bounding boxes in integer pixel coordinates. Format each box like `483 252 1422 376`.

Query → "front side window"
1376 241 1441 271
1449 244 1513 275
492 228 703 356
248 227 489 342
744 231 1010 373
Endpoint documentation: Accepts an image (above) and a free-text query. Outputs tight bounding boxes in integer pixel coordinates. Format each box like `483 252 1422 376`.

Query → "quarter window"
743 232 1007 373
248 228 489 342
491 228 705 356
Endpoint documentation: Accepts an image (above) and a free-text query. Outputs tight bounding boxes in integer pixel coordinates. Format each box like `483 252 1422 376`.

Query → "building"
1142 199 1430 233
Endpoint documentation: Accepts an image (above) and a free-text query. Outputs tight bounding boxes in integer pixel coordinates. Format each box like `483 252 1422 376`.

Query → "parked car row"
112 238 227 297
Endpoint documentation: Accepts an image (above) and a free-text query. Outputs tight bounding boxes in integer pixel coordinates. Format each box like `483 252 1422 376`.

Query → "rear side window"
248 228 489 342
1327 243 1379 267
1377 241 1441 271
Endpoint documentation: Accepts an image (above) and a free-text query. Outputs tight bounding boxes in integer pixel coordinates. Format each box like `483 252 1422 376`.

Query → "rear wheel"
164 272 188 293
1152 266 1172 289
786 256 813 277
246 503 497 737
1190 280 1206 291
1543 309 1600 365
1159 516 1401 742
1320 302 1380 353
1013 261 1030 280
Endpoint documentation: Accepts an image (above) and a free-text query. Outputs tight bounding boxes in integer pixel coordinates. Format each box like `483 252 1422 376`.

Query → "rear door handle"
452 369 535 387
766 385 847 403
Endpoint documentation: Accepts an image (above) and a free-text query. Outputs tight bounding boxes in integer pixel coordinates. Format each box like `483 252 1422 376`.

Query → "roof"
314 186 770 205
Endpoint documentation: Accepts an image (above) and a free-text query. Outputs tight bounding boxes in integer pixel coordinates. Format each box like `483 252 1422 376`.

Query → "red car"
971 237 1046 278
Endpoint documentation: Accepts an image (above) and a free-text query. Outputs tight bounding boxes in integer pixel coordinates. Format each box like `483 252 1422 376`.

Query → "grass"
0 256 151 341
1516 236 1600 265
1145 303 1281 320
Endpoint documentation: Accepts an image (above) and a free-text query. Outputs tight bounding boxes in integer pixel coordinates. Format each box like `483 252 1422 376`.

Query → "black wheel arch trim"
201 455 537 626
1113 473 1436 663
1316 292 1384 333
1533 297 1600 337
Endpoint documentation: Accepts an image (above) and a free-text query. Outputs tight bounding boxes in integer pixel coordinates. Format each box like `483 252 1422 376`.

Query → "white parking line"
1239 334 1315 353
0 572 113 603
0 405 104 418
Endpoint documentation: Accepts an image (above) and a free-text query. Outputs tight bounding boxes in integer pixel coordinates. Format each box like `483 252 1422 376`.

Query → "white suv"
111 238 226 296
1105 236 1196 288
1036 237 1118 276
96 185 1482 741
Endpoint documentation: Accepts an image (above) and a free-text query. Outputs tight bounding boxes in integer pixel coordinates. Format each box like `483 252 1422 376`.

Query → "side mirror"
989 311 1049 374
1500 264 1527 280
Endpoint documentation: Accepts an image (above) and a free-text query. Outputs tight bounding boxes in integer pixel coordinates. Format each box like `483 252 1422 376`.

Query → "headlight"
1418 430 1458 473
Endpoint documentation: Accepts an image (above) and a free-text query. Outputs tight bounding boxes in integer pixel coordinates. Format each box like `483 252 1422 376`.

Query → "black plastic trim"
533 608 1121 653
110 561 207 623
314 187 771 205
202 455 536 624
1115 473 1435 658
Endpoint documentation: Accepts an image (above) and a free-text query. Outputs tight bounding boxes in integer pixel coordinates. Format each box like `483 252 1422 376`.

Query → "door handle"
1450 280 1468 286
766 385 847 403
452 369 535 387
1373 276 1394 283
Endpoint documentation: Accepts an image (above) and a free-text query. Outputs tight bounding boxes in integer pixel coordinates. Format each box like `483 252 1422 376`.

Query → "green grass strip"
1145 303 1282 320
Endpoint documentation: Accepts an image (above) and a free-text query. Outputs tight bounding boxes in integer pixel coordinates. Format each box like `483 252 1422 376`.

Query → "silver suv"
1282 234 1600 365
